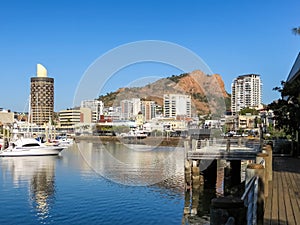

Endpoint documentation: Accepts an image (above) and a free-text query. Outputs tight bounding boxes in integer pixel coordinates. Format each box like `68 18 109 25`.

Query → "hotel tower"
30 64 54 125
231 74 262 115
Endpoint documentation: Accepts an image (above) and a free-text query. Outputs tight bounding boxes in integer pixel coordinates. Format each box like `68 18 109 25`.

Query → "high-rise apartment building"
231 74 262 115
120 98 141 120
81 100 104 123
30 64 54 125
163 94 191 118
141 100 156 121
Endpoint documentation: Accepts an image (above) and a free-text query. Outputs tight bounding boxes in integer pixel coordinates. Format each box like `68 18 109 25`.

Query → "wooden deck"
264 157 300 225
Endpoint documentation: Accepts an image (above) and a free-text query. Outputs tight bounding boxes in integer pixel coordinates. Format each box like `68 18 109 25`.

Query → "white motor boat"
120 130 148 139
54 136 74 147
0 138 64 157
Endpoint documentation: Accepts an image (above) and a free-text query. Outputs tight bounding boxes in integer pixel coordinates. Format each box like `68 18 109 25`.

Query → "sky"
0 0 299 112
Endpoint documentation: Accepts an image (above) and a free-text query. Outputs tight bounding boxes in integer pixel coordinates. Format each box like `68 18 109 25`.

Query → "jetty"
183 138 300 225
264 157 300 225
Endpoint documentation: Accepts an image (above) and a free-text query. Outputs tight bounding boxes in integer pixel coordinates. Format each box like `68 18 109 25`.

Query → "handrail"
241 175 258 201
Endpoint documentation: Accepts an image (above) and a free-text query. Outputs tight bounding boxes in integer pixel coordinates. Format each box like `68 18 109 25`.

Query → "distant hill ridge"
97 70 230 115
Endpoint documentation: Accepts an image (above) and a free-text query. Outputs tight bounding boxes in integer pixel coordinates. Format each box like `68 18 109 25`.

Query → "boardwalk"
264 157 300 225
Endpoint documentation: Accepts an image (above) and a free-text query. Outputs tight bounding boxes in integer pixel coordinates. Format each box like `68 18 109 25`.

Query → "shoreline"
74 135 185 147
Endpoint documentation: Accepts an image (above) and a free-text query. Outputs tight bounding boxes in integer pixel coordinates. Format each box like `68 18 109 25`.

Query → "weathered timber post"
191 185 200 215
184 141 192 190
226 138 231 152
192 160 201 188
192 139 197 151
183 187 191 215
210 196 246 225
224 165 232 195
206 138 210 147
238 137 242 147
245 164 265 225
256 152 269 197
264 144 272 181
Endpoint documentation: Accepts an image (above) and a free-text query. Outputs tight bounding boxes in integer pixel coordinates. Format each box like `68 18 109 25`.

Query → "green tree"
268 80 300 140
239 107 259 115
292 27 300 35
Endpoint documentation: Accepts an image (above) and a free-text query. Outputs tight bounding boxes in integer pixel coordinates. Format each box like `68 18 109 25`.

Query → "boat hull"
0 146 64 157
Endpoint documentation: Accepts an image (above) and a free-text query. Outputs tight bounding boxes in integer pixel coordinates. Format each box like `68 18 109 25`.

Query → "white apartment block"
231 74 262 115
59 108 91 128
163 94 191 118
120 98 142 120
141 100 156 121
81 100 104 123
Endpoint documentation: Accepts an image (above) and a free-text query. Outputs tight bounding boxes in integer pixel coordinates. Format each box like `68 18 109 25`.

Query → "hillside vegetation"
97 70 230 116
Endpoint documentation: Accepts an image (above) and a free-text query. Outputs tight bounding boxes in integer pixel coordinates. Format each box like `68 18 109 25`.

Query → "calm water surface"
0 141 217 225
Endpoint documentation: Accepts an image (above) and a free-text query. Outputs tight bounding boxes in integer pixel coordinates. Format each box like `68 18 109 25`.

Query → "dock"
184 139 300 224
264 157 300 225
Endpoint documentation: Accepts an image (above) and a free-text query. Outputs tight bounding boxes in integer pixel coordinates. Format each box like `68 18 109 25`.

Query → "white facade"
120 98 141 120
81 100 104 123
141 100 156 121
163 94 191 118
58 108 91 128
132 98 141 116
231 74 262 115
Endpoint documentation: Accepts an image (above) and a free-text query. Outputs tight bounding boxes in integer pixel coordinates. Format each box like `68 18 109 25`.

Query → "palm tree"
292 27 300 35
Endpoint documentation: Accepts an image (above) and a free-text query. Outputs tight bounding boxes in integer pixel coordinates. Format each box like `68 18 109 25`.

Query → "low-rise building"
0 110 14 125
58 108 92 130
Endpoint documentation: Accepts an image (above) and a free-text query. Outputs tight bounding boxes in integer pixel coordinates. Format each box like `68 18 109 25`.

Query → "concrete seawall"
74 135 184 147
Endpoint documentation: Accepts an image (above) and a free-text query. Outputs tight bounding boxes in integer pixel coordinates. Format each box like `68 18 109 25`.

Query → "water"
0 141 218 225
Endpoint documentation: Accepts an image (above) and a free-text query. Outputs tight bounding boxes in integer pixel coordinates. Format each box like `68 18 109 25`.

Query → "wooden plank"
270 171 279 225
281 171 296 225
264 157 300 225
287 170 300 224
278 168 287 225
264 180 273 225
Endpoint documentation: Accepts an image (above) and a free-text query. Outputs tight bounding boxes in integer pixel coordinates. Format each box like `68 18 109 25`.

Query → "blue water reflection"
0 142 191 225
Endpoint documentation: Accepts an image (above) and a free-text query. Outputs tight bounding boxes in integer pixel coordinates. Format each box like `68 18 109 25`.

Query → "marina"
0 141 188 225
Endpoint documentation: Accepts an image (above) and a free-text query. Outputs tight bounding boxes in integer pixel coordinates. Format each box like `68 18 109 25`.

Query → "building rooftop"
286 52 300 83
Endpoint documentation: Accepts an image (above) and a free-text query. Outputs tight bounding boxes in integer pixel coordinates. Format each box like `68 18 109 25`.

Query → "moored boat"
0 138 64 157
120 130 148 139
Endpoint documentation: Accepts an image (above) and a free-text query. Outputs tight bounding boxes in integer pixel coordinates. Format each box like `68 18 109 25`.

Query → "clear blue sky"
0 0 299 111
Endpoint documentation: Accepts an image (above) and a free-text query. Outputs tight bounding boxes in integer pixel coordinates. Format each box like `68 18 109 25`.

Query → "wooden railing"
241 175 260 225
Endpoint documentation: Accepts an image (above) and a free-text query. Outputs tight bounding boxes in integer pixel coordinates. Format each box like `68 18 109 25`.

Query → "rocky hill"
97 70 230 116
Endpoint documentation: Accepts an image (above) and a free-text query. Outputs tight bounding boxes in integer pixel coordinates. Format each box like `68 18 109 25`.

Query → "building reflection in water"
182 160 226 225
76 141 185 187
1 156 57 222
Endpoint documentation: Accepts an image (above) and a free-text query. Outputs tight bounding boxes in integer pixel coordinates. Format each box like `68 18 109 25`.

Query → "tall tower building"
141 100 156 121
30 64 54 125
231 74 262 115
81 100 104 123
163 94 191 118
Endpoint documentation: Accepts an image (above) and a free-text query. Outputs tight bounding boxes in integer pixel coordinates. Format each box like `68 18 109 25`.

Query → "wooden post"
256 152 269 197
191 185 200 216
238 137 242 147
192 160 201 188
226 138 231 152
183 189 191 215
224 165 232 195
192 139 197 151
264 144 272 181
184 141 192 190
